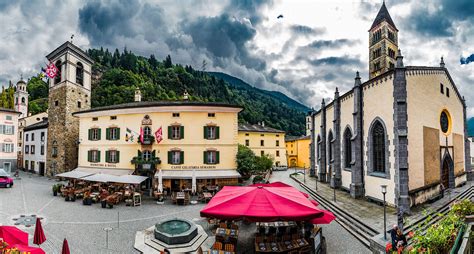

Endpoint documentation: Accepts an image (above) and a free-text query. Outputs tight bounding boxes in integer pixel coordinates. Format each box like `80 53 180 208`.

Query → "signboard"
90 163 117 168
170 165 216 170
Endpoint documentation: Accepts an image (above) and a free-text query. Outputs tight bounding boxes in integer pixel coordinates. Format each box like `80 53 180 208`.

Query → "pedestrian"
390 224 407 252
440 183 445 199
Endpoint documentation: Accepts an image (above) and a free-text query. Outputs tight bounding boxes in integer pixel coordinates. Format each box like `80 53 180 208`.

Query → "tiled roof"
238 123 285 133
24 118 48 131
370 2 397 31
73 100 243 115
0 107 21 114
285 135 310 142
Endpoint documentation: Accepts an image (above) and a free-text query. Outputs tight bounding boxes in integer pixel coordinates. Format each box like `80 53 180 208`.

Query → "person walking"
390 225 407 252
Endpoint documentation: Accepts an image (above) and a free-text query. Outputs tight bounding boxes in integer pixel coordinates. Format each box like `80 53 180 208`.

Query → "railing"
139 135 155 145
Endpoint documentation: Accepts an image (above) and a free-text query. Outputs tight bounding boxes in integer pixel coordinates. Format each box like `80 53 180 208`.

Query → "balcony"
139 135 155 145
131 156 161 175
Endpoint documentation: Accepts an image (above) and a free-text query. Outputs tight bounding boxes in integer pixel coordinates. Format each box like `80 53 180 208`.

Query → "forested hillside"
0 48 308 135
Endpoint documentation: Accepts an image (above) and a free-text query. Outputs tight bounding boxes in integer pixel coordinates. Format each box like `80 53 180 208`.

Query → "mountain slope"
208 72 309 112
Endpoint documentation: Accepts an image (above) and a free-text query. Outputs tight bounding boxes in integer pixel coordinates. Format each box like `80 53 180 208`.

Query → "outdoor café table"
255 242 281 253
257 221 296 228
203 192 213 202
210 250 235 254
216 228 239 240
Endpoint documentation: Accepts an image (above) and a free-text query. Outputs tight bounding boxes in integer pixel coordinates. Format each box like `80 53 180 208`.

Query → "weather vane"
71 34 74 43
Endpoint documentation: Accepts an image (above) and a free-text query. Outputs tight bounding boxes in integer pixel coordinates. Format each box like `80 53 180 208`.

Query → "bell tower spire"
368 1 399 79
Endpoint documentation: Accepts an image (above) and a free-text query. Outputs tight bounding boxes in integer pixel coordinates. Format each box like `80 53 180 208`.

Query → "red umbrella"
250 181 310 198
309 210 336 224
33 218 46 245
0 226 28 245
61 238 70 254
201 186 324 222
10 244 45 254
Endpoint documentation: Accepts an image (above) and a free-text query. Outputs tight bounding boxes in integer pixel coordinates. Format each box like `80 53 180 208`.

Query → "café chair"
212 241 223 250
224 243 235 252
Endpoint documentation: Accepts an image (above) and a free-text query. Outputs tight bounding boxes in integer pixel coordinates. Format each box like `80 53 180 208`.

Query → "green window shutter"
98 129 102 140
105 151 110 163
88 129 92 140
116 151 120 163
180 151 184 164
97 151 101 162
116 128 120 140
106 128 110 140
203 151 207 164
216 127 220 139
168 126 172 139
203 126 208 139
152 150 156 157
87 150 91 162
168 151 172 164
216 151 220 164
180 126 184 139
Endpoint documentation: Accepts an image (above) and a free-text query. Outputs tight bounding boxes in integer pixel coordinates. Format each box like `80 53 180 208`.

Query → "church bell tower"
14 78 28 118
369 2 398 79
45 42 93 175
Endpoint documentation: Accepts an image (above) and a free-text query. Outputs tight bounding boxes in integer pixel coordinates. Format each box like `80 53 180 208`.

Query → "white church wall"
362 75 396 205
340 93 354 190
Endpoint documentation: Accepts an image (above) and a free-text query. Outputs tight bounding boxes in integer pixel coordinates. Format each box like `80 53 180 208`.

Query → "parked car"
0 169 13 188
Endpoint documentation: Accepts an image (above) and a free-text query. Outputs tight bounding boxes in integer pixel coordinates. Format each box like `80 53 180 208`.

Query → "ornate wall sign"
142 114 152 125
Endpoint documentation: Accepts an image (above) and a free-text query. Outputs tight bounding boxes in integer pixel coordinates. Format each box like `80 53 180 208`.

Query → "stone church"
309 2 471 213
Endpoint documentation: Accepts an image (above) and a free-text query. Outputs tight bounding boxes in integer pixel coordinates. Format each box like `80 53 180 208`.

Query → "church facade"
309 3 471 212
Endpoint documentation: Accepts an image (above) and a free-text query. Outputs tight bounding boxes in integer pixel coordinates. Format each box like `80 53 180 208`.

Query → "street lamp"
381 185 387 240
303 163 306 183
332 171 336 202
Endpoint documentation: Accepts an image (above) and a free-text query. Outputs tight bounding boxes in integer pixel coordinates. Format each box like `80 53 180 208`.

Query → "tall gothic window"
328 131 333 161
344 128 352 168
54 60 62 84
76 62 84 86
372 121 385 173
317 135 321 159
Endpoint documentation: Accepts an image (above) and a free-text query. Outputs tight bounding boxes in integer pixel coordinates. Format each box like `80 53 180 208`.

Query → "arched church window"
372 121 385 173
76 62 84 86
328 131 334 161
54 60 62 84
344 128 352 168
317 135 321 159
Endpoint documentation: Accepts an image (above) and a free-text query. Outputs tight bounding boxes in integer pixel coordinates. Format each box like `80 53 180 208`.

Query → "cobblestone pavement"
291 170 472 233
0 171 371 254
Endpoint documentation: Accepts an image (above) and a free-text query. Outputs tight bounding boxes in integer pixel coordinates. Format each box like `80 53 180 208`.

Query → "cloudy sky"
1 0 474 115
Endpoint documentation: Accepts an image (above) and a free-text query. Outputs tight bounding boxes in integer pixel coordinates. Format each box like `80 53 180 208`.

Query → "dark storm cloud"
229 0 274 24
405 0 474 37
460 54 474 65
290 25 326 36
306 39 357 49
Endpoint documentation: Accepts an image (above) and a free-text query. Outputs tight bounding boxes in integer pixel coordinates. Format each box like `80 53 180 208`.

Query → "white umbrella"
191 167 197 194
157 169 163 192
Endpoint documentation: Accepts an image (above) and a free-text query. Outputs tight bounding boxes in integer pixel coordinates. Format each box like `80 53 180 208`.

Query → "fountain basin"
154 218 198 245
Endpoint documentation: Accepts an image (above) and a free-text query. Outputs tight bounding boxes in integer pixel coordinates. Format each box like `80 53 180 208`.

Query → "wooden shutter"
116 151 120 163
97 151 101 162
168 126 172 139
203 126 208 139
180 126 184 139
106 128 110 140
105 151 110 163
180 151 184 164
116 128 120 140
87 151 91 162
203 151 207 164
168 151 172 164
216 127 220 139
97 129 102 140
216 151 220 164
88 129 92 140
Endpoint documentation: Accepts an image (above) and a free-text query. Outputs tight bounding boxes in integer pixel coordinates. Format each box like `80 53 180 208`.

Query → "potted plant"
52 184 59 196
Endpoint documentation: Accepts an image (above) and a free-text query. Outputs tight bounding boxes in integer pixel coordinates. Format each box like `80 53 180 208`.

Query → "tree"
236 145 256 179
164 55 172 68
255 154 274 173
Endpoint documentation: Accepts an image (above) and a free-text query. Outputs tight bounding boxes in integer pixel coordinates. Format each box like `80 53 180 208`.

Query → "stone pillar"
463 97 473 181
393 49 410 219
319 99 327 183
350 72 365 198
310 109 316 177
331 88 342 188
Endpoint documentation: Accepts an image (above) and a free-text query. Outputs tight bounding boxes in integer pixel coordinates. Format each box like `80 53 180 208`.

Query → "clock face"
440 111 449 133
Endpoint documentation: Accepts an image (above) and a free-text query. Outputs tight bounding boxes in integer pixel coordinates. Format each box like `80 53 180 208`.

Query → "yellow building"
285 135 310 168
238 123 287 167
72 99 242 192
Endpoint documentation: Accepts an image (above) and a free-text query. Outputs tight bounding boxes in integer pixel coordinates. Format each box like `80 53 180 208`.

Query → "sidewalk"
292 173 472 233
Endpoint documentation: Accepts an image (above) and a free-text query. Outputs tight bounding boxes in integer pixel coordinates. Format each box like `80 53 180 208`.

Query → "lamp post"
303 163 306 183
332 171 336 202
381 185 387 240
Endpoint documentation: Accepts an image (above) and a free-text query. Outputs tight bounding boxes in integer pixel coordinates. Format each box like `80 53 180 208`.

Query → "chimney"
183 90 189 100
134 87 141 102
440 57 445 68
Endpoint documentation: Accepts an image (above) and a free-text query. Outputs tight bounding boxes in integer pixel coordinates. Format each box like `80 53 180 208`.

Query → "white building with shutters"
23 118 48 175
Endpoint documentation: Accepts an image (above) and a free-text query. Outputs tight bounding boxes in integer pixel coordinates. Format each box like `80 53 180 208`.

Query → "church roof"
46 41 94 64
370 2 398 31
238 123 285 134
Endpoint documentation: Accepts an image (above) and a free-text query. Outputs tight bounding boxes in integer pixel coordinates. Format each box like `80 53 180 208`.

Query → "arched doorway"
441 153 453 189
290 159 297 167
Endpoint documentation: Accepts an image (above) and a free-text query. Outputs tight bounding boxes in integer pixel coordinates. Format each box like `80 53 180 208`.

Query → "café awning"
55 170 95 179
113 175 148 184
73 167 134 176
81 173 120 183
155 170 241 179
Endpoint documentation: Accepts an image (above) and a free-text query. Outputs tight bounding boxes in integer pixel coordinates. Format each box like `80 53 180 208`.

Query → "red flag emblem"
46 62 59 79
155 126 163 144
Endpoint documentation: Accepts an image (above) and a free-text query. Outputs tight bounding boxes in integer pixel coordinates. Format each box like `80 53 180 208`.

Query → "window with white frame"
1 143 14 153
171 151 181 164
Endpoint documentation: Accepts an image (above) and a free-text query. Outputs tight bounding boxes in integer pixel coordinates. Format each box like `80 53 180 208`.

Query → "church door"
441 154 453 189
